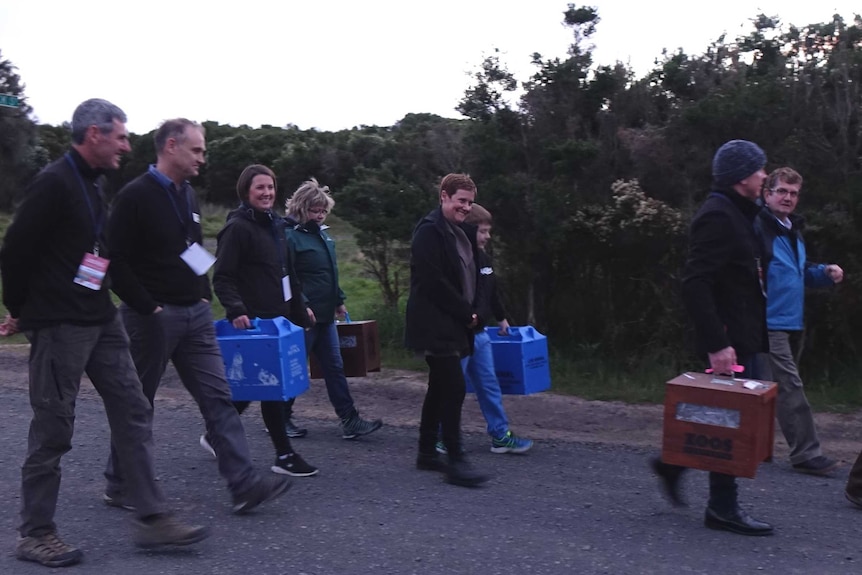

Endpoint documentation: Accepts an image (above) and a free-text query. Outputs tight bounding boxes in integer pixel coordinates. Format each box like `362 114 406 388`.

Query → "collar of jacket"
425 206 478 239
230 203 277 227
67 147 106 179
757 207 805 237
711 187 761 222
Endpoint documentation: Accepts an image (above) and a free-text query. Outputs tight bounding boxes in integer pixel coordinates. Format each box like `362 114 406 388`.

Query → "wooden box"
310 320 380 378
661 372 776 478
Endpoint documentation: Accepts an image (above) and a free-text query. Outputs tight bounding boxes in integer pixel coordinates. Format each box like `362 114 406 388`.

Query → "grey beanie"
712 140 766 187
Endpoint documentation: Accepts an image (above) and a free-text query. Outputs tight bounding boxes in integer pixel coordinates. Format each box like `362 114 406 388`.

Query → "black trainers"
132 514 210 548
103 492 136 511
232 475 292 514
285 418 308 438
341 412 383 439
792 455 840 476
272 453 319 477
16 532 83 567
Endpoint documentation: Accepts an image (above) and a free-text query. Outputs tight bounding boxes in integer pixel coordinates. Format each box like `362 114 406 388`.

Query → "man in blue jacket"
756 167 843 476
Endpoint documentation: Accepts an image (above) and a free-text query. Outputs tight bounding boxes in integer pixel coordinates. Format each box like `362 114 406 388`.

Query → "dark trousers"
418 355 466 457
105 301 259 497
233 400 293 456
662 353 769 511
21 316 166 537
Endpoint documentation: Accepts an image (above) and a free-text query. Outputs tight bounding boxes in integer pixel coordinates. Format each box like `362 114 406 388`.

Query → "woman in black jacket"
406 173 488 487
210 164 318 477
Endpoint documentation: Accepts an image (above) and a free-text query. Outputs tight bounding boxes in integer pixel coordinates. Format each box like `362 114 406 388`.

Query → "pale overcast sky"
0 1 858 134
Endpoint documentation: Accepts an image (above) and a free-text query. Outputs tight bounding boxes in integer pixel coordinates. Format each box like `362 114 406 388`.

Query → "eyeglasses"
770 187 800 199
308 207 329 215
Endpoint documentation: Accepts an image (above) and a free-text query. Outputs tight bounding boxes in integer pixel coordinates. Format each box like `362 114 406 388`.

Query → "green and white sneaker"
490 431 533 454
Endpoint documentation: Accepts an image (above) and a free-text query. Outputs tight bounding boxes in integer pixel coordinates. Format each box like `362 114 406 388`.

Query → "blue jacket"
755 210 834 331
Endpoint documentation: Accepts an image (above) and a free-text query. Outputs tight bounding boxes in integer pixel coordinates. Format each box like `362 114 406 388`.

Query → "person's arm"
411 224 473 324
106 185 160 314
0 171 64 319
681 210 736 358
212 221 249 323
804 262 843 287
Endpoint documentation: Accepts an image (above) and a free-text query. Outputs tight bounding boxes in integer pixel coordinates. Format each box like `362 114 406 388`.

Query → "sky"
1 1 859 134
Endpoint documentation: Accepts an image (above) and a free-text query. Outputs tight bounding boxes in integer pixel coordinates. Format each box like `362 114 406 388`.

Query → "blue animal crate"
467 326 551 395
215 317 310 401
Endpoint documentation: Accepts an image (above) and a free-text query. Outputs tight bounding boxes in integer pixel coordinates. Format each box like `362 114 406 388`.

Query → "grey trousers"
21 315 166 537
105 301 259 497
767 330 822 465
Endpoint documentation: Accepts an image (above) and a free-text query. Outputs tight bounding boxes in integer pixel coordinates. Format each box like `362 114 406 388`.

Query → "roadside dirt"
3 344 860 464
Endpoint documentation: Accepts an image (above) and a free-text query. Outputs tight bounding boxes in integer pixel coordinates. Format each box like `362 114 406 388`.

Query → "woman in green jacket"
282 178 383 439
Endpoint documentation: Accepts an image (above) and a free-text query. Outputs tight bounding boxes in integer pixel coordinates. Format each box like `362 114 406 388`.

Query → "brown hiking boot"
132 514 209 549
16 532 83 567
232 475 292 514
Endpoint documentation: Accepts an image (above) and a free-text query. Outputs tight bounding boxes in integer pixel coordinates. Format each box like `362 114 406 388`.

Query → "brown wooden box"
310 320 380 378
661 372 777 478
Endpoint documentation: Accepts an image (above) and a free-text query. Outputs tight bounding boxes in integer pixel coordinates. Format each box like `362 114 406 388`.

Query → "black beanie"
712 140 766 187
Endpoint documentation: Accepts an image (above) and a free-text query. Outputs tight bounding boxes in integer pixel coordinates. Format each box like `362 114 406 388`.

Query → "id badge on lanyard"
74 249 110 290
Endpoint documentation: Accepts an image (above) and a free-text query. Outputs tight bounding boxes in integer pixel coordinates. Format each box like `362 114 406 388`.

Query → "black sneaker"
341 412 383 439
285 418 308 438
103 492 136 511
792 456 840 476
232 475 292 514
272 453 319 477
446 458 489 487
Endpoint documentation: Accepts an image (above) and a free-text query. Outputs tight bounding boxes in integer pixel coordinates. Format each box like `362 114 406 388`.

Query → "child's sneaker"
435 440 466 456
271 453 319 477
490 431 533 454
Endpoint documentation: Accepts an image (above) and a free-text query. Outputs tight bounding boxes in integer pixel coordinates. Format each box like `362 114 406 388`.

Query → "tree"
0 51 37 209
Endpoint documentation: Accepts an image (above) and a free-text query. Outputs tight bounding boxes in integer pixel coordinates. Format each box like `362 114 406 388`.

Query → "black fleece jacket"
212 205 308 326
107 170 212 314
0 148 116 329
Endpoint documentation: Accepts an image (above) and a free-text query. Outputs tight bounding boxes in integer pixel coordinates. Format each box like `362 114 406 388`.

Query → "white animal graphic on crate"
257 369 280 386
227 353 244 383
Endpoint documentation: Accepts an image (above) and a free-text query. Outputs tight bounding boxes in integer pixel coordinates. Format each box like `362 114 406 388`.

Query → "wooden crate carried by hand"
310 320 380 378
661 372 776 479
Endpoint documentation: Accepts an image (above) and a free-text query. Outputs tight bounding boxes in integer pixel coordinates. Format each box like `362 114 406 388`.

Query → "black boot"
446 457 489 487
650 457 687 507
416 452 447 472
704 506 774 536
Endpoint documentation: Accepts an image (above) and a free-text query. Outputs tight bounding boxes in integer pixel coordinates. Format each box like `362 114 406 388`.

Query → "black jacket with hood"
213 204 309 327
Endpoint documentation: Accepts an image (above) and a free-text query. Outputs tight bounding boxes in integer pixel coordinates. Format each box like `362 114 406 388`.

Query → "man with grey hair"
104 118 291 514
0 99 208 568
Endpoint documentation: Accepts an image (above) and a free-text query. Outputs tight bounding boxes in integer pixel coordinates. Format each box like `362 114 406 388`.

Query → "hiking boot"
132 514 210 548
341 412 383 439
103 492 136 511
490 431 533 454
271 453 319 477
446 458 489 487
416 452 447 472
792 455 840 476
285 418 308 438
232 475 292 514
199 434 216 459
16 532 83 567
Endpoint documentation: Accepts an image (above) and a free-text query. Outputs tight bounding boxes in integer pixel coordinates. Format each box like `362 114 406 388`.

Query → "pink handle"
705 365 744 374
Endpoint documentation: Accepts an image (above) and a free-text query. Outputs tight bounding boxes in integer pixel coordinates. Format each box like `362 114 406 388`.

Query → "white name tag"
192 213 201 224
282 275 292 301
180 242 216 276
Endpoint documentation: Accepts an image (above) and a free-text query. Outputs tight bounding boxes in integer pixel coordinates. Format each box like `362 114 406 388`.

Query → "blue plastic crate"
466 326 551 395
215 317 310 401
